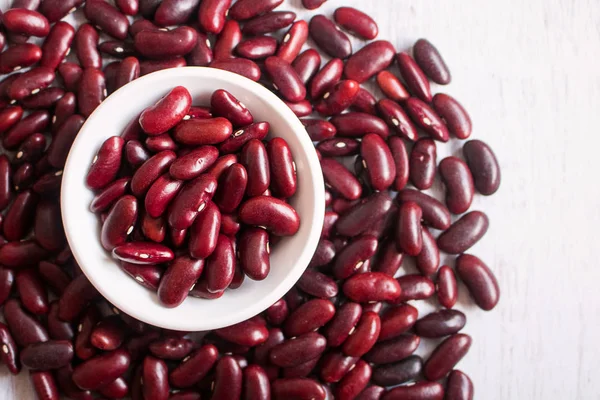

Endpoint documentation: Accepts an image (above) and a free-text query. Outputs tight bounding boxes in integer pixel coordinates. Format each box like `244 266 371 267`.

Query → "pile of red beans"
0 0 501 399
87 86 300 305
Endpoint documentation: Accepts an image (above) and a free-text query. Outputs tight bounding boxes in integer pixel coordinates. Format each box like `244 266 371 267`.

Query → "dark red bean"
37 262 69 297
322 301 360 347
393 274 436 304
170 391 202 400
272 378 325 400
344 40 395 83
229 0 282 20
321 158 362 201
335 359 371 400
20 87 65 110
310 58 343 99
84 0 129 40
15 268 48 315
376 71 409 102
267 137 296 197
265 56 306 102
0 157 12 211
349 88 376 116
86 137 124 190
72 348 131 390
243 364 270 399
12 163 34 191
4 299 48 346
343 272 401 303
173 117 233 146
8 67 54 101
116 0 139 15
168 174 217 229
397 52 432 102
125 140 149 168
46 303 73 341
377 101 416 143
58 275 100 322
45 114 84 169
0 43 42 74
446 370 474 400
4 109 49 149
360 133 396 190
149 337 193 360
437 265 458 309
213 20 242 60
438 211 489 254
456 254 500 310
333 235 378 279
140 86 192 136
141 356 169 400
135 26 198 60
99 40 136 58
90 178 130 213
284 299 335 337
212 164 246 214
101 195 138 250
302 0 326 9
414 38 451 85
241 139 270 197
114 56 140 89
215 319 269 347
204 234 235 292
404 97 449 142
39 0 82 22
379 304 418 341
397 189 451 230
132 151 177 196
210 90 253 128
383 139 408 193
74 306 99 360
383 382 444 400
334 7 378 39
0 322 20 374
297 268 337 298
365 332 420 364
432 93 472 139
30 371 59 400
78 68 106 117
0 106 23 135
121 261 163 289
414 309 466 338
32 170 62 196
395 201 423 256
342 311 380 357
39 21 74 70
371 355 422 387
154 0 199 26
315 79 359 116
238 196 300 236
74 24 101 69
463 139 501 195
98 377 128 398
51 93 76 135
0 240 48 269
3 190 36 241
293 49 321 85
169 344 218 388
409 138 436 189
89 316 126 351
238 227 270 280
270 332 326 367
169 146 218 181
317 138 359 157
236 36 278 59
210 58 261 81
140 57 187 75
196 0 231 33
372 240 402 277
156 255 203 307
416 227 440 276
180 205 214 256
302 119 336 141
319 351 357 383
3 9 49 37
20 340 73 370
331 112 389 139
145 173 183 218
212 355 243 399
309 15 351 59
277 20 308 63
424 333 472 381
113 242 175 264
264 299 288 326
243 11 296 35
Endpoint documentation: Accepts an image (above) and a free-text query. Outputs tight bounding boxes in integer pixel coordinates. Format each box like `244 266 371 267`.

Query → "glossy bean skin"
272 378 326 400
317 138 359 157
334 7 378 39
393 275 436 303
0 322 20 374
168 174 217 230
210 89 253 127
324 302 361 347
265 299 289 326
212 355 243 400
238 227 270 280
413 38 451 85
302 0 326 9
310 58 343 99
215 319 269 347
74 24 100 69
439 157 475 214
383 382 444 400
125 140 149 168
8 67 55 101
243 11 296 35
114 56 140 89
132 151 177 196
0 43 42 74
139 86 192 136
213 20 242 61
437 211 489 254
51 91 76 134
297 268 337 298
186 201 220 259
86 136 124 190
4 110 50 150
72 348 131 391
456 254 500 311
20 340 74 370
267 137 297 198
149 338 193 360
100 195 138 251
371 355 423 386
342 311 380 357
15 269 48 315
241 139 270 197
141 57 187 75
0 106 23 135
343 272 401 303
3 9 50 37
396 201 423 256
40 21 75 70
315 79 359 116
135 27 197 59
319 351 358 383
142 356 170 400
219 122 269 154
309 15 352 59
169 146 219 181
90 178 130 213
78 68 106 117
4 299 48 347
432 93 471 139
40 0 83 22
186 32 213 66
145 173 183 218
154 0 200 26
397 52 432 102
229 0 282 20
344 41 395 83
121 261 163 289
13 164 34 192
321 158 362 201
3 190 37 241
276 20 308 63
361 133 396 191
404 97 449 142
213 164 247 215
385 137 409 192
463 139 501 195
333 235 378 279
243 364 271 400
413 227 438 276
238 196 300 236
0 268 15 306
58 275 99 322
205 234 235 292
437 265 458 309
0 240 49 269
46 114 85 169
410 138 437 190
84 0 129 40
379 304 418 341
236 36 278 59
293 49 321 85
173 117 233 146
446 370 474 400
424 334 472 381
397 189 451 230
169 344 218 388
365 334 420 365
284 299 336 337
30 371 59 400
113 242 175 264
372 240 403 277
331 112 389 139
270 332 327 367
20 88 65 110
210 58 262 81
414 309 466 338
57 63 82 94
376 71 409 102
265 56 306 102
335 359 371 400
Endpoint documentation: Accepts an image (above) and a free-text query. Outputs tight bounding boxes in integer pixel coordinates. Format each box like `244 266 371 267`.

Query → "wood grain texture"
2 0 599 398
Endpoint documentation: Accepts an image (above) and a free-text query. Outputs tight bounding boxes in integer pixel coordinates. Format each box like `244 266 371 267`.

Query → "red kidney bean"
140 86 192 136
437 265 458 309
169 344 218 388
463 139 501 195
404 97 450 142
75 307 99 359
8 67 54 101
86 137 124 190
39 21 75 70
302 119 336 142
196 0 231 33
334 359 371 400
15 269 48 315
125 140 149 168
371 355 422 387
238 196 300 236
445 370 474 400
33 170 63 195
0 322 20 374
72 348 131 390
344 41 395 82
3 9 50 37
308 15 352 59
89 316 126 351
0 43 42 74
0 267 14 306
393 275 436 303
186 201 219 257
113 242 175 264
47 302 74 341
317 138 359 156
334 7 378 40
398 189 451 230
238 227 270 280
121 261 163 289
135 26 198 60
397 52 432 102
30 370 59 400
98 376 128 398
173 117 233 146
213 20 242 60
0 156 12 211
315 79 359 115
236 36 278 59
414 310 466 339
302 0 327 8
383 382 444 400
170 391 202 400
205 234 235 292
3 189 36 241
348 89 375 116
243 11 296 35
409 138 436 189
283 299 335 337
382 140 408 193
84 0 129 40
272 378 325 400
4 299 49 346
456 253 499 310
229 0 282 20
90 178 130 213
438 211 489 254
342 311 380 357
145 173 183 218
356 386 385 400
265 56 306 102
0 106 23 135
379 304 418 341
156 255 203 307
58 275 100 322
319 351 358 383
215 319 269 347
46 114 84 169
78 68 106 117
101 195 138 250
126 330 160 360
266 138 296 198
168 174 217 229
20 87 65 110
424 333 472 381
149 337 193 360
4 109 50 149
371 240 402 277
292 50 320 86
114 56 140 89
333 235 378 279
320 158 361 201
361 133 396 190
321 211 338 239
74 24 101 69
243 364 270 399
241 139 270 197
0 240 48 269
169 146 218 181
141 57 187 75
132 151 177 196
322 301 361 347
270 332 326 367
210 58 261 81
264 299 288 326
309 58 343 99
142 356 170 400
154 0 199 26
275 21 307 63
12 163 34 191
376 71 409 102
20 340 74 370
414 38 451 85
414 227 439 276
431 93 472 140
116 0 139 15
210 89 253 127
297 268 337 298
396 201 423 256
56 68 81 99
365 332 420 364
331 112 389 139
39 0 82 22
379 101 418 146
99 40 136 58
439 157 474 214
343 272 401 303
38 262 70 296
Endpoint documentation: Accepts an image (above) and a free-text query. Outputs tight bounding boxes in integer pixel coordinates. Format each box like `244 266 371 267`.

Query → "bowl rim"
61 66 324 330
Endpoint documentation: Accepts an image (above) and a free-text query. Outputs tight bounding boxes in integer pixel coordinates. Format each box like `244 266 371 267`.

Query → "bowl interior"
61 67 324 331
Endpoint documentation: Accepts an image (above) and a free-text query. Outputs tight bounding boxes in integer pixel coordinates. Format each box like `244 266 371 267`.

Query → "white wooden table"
2 0 600 398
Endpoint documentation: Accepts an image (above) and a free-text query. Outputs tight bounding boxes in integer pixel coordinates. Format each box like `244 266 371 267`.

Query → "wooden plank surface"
1 0 599 398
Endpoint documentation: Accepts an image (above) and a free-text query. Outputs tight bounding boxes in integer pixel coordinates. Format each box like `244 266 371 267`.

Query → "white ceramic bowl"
61 67 324 331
